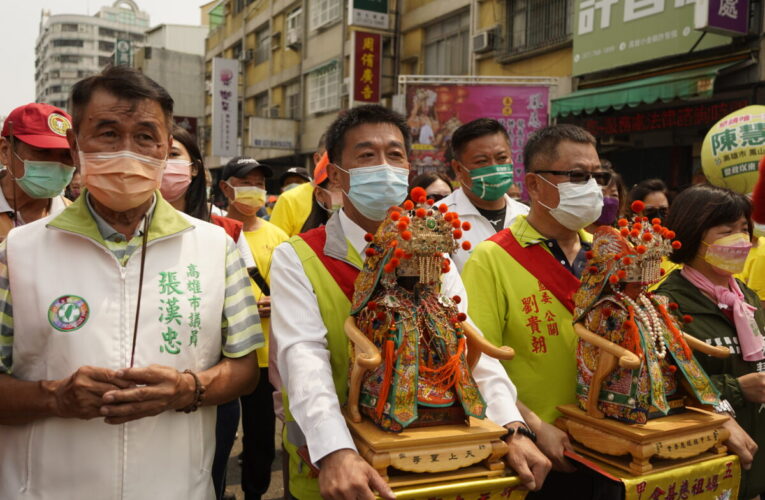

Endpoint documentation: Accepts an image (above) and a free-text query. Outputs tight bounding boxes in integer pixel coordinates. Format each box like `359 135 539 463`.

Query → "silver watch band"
713 399 736 418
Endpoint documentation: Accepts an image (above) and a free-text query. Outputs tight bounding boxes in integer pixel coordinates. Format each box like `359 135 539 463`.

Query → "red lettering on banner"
565 100 750 137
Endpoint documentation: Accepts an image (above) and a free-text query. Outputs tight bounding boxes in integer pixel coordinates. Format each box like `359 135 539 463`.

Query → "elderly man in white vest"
0 66 263 500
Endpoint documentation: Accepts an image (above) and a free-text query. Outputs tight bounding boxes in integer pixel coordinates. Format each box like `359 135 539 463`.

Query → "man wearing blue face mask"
0 103 75 241
463 124 606 499
441 118 529 272
270 105 550 500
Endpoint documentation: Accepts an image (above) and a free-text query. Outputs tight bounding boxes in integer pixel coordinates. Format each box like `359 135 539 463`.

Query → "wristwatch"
712 399 736 418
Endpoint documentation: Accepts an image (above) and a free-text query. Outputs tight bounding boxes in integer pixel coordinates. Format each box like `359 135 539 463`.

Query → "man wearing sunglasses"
462 124 603 499
441 118 529 271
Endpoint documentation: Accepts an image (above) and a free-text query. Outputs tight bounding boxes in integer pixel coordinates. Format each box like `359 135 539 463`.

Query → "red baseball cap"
1 103 72 149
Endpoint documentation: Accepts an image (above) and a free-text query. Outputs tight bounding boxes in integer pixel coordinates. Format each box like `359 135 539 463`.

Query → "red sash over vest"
489 229 580 314
300 226 360 301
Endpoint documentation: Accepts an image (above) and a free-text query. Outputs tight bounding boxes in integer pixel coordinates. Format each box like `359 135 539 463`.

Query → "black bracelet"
516 425 537 443
506 423 537 443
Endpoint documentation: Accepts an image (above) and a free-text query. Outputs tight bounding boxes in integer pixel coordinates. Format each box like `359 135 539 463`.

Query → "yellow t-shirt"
269 181 314 237
738 237 765 302
243 219 289 367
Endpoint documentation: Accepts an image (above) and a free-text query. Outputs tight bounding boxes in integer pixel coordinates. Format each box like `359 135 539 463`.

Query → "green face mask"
466 163 514 201
12 152 75 199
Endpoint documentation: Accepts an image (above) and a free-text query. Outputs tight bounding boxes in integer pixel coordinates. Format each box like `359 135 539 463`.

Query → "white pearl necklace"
616 291 667 360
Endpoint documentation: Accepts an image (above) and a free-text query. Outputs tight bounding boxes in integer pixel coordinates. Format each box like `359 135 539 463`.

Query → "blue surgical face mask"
12 151 75 199
335 163 409 221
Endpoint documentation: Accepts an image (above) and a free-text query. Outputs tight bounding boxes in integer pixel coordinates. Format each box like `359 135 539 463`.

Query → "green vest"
283 231 362 500
462 216 589 423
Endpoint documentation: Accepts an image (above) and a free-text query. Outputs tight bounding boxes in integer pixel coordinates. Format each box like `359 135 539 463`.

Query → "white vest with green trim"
0 195 227 500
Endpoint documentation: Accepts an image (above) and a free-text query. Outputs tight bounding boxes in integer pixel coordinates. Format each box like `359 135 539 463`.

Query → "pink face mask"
79 150 166 212
160 159 192 202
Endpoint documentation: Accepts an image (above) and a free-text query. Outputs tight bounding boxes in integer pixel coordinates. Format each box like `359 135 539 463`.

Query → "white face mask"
537 175 603 231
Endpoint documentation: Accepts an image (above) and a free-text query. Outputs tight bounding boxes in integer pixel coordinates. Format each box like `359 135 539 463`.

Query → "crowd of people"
0 64 764 500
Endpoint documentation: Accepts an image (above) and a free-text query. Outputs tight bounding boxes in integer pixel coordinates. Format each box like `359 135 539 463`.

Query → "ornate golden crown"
363 187 471 285
587 201 682 286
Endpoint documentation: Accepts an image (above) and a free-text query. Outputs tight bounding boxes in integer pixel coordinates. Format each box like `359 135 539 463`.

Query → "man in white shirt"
271 105 550 500
441 118 529 271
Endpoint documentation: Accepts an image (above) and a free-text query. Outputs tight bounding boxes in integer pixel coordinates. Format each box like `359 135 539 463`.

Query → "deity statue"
346 187 510 432
573 201 723 424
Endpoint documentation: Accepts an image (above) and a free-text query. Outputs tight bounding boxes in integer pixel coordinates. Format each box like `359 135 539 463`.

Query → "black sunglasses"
533 169 612 186
427 193 447 203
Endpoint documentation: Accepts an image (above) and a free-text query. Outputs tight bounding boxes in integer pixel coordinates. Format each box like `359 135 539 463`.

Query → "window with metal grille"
254 24 270 64
307 62 339 115
309 0 341 31
53 39 84 48
286 82 300 119
255 92 269 118
506 0 573 55
424 12 469 76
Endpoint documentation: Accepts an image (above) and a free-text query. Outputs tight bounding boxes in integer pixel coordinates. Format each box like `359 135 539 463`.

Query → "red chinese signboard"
352 31 381 103
563 99 749 137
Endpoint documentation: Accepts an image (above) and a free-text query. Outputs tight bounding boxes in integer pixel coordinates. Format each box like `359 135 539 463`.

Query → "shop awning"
552 62 740 118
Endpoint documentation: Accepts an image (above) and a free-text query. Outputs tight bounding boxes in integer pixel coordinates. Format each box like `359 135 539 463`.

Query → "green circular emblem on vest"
48 295 90 332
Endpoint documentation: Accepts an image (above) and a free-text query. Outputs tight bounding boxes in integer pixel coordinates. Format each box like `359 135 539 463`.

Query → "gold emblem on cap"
48 113 71 136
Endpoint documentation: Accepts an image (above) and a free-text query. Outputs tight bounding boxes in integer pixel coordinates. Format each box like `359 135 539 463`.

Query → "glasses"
644 207 669 220
427 193 447 203
533 169 612 186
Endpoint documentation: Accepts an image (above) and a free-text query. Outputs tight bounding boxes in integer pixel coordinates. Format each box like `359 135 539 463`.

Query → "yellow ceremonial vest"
462 216 587 423
282 225 362 500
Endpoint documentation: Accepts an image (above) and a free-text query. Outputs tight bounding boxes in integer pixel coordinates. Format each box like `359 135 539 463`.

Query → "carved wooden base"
555 404 730 475
343 409 509 488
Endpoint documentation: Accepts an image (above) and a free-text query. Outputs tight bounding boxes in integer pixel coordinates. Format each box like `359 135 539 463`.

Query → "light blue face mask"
12 151 75 199
336 163 409 221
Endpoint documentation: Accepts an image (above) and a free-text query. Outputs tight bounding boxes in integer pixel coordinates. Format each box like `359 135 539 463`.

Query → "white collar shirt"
441 188 529 272
270 208 524 465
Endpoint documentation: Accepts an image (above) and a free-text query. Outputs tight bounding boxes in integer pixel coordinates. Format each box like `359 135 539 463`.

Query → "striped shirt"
0 199 262 374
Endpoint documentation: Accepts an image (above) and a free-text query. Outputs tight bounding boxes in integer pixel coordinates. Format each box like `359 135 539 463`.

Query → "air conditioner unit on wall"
472 29 496 54
286 28 301 48
286 8 302 49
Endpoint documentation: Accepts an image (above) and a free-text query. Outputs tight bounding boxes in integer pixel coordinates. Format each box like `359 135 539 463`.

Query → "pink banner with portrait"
405 84 549 190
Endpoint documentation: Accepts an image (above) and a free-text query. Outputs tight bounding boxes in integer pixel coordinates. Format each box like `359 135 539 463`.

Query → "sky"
0 0 205 119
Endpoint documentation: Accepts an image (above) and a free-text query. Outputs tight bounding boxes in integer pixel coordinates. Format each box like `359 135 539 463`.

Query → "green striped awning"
552 62 739 118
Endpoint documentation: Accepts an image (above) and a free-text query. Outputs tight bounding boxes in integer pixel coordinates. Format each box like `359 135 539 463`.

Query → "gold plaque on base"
555 404 729 475
344 409 510 487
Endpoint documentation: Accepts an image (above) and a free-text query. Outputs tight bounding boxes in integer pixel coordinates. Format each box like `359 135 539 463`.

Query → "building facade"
202 0 572 180
35 0 150 110
203 0 348 174
134 24 208 138
553 0 764 191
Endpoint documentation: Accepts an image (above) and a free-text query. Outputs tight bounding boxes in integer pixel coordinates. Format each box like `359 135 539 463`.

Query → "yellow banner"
619 456 740 500
387 476 528 500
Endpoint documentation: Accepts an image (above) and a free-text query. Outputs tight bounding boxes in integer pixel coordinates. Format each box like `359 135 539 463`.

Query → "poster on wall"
404 84 549 189
211 57 239 158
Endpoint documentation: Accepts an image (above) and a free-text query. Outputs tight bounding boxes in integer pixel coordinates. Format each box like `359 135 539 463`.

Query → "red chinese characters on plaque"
353 31 381 103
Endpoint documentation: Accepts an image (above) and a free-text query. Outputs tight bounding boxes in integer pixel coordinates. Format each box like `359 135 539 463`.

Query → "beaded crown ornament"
353 186 473 305
583 200 682 292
